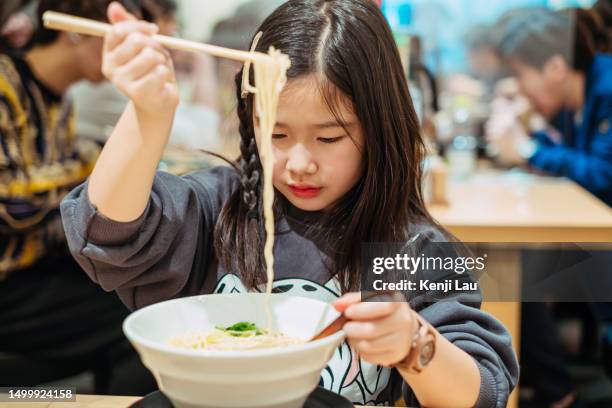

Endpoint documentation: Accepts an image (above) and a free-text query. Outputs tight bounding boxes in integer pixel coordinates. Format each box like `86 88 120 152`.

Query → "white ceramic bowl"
123 293 346 408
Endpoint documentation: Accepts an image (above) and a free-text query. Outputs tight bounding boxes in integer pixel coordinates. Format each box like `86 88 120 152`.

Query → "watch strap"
392 311 436 374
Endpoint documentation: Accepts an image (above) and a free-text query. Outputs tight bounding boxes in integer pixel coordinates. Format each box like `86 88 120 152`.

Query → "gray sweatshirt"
60 166 519 407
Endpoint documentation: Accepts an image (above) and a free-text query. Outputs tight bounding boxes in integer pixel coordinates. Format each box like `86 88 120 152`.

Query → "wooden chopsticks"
42 11 270 64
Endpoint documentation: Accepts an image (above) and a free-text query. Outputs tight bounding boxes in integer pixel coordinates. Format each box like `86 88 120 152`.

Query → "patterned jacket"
0 54 99 278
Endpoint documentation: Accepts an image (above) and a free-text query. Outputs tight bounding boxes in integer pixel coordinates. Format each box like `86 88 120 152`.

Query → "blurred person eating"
487 8 612 408
0 0 155 393
486 8 611 206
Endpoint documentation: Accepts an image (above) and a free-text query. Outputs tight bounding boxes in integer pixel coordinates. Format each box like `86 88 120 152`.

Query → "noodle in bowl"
168 325 303 351
123 293 346 408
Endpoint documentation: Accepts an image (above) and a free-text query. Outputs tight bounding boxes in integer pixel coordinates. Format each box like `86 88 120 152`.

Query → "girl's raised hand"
102 2 179 116
334 292 416 367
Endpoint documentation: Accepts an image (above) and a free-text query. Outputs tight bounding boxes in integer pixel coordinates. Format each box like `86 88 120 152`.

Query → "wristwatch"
392 311 437 374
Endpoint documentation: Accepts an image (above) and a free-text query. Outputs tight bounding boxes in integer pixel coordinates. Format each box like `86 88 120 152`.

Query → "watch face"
419 341 435 366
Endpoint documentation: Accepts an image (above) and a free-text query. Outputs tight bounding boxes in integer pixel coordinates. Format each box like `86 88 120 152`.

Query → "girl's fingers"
106 32 162 70
344 321 381 340
344 316 397 340
344 301 399 321
127 64 172 98
160 48 176 79
333 292 361 313
105 21 157 53
351 337 398 366
354 330 406 354
107 1 137 24
113 46 165 83
344 302 412 339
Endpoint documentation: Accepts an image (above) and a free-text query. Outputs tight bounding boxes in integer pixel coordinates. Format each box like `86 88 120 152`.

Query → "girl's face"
254 75 365 212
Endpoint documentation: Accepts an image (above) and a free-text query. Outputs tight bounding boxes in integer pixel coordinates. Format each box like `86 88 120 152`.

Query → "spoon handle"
310 291 399 341
311 315 348 341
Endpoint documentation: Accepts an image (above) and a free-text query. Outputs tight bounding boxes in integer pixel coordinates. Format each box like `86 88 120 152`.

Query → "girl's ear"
543 55 570 82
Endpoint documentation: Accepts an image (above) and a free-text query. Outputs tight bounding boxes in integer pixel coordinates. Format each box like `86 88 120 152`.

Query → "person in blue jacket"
487 8 612 408
487 8 612 206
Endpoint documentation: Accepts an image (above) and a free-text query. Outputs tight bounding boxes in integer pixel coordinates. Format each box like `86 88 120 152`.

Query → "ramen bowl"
123 293 346 408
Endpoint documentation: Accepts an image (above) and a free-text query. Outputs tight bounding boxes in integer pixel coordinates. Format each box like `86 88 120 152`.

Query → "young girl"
61 1 518 406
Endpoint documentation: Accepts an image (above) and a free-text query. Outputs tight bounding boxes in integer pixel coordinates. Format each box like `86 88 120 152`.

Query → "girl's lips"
289 185 322 198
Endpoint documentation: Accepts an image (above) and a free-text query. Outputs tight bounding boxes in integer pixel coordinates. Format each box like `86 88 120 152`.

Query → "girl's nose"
286 144 317 176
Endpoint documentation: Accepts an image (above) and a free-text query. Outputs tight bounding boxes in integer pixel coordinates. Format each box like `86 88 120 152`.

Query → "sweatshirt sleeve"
401 229 520 408
60 166 239 310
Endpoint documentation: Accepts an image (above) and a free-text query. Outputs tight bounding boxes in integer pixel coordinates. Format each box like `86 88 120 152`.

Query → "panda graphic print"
214 273 393 406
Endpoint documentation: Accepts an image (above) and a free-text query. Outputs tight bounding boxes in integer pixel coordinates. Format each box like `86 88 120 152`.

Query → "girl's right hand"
102 2 179 116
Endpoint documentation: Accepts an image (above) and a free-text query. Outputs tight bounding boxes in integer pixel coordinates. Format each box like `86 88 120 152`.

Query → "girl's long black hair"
214 0 442 292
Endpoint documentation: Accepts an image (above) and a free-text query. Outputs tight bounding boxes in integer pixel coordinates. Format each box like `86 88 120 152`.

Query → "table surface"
428 170 612 242
427 170 612 408
0 395 369 408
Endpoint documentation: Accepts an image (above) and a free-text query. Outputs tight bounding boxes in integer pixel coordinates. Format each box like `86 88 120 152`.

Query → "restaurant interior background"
1 0 611 407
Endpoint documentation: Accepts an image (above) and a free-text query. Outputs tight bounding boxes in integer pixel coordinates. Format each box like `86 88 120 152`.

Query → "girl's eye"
318 136 344 144
272 134 287 140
